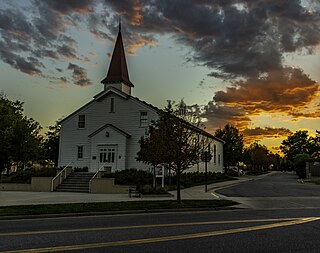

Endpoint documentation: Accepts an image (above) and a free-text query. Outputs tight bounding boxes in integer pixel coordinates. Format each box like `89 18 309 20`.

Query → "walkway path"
0 174 268 206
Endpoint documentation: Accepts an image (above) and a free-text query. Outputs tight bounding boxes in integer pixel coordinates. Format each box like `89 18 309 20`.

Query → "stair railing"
51 162 74 192
89 165 105 193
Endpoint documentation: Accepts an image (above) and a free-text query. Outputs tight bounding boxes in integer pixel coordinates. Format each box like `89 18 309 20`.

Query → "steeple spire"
101 21 134 89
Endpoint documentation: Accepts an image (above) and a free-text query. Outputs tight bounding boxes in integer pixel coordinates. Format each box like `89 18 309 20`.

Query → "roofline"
59 100 94 125
59 88 223 144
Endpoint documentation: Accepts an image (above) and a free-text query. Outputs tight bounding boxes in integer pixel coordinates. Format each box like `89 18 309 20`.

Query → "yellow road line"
0 217 299 237
0 217 319 253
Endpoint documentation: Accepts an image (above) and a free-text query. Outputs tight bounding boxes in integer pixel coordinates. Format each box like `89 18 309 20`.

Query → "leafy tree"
293 154 311 179
12 116 42 170
137 100 207 203
280 130 311 162
215 124 244 170
0 94 42 175
42 121 61 166
309 131 320 161
244 142 278 171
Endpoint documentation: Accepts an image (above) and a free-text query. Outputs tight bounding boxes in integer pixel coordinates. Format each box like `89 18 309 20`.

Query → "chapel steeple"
101 21 134 95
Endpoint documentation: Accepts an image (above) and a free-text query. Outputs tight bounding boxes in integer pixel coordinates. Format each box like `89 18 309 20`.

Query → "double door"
98 145 117 172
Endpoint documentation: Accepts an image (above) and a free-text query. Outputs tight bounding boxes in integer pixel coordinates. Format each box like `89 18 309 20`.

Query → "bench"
129 187 141 198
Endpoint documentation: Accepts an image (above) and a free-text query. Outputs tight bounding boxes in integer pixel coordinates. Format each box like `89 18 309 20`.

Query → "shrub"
140 185 168 195
1 167 57 184
104 168 153 187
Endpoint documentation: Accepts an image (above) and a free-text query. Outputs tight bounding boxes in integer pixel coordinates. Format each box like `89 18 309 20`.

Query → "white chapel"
58 25 224 173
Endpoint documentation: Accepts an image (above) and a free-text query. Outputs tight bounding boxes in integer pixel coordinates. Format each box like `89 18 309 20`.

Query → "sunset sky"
0 0 319 153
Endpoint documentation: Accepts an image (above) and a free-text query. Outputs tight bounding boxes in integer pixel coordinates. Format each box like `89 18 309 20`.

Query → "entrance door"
98 145 117 172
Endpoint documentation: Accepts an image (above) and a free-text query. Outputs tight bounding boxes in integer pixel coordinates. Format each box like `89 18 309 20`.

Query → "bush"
140 185 168 195
1 167 57 183
103 168 153 187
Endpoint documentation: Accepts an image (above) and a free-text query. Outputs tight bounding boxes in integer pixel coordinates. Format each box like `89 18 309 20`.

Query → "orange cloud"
242 127 292 144
213 67 319 117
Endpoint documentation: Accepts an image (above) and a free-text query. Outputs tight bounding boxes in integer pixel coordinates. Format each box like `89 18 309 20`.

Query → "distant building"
58 25 224 173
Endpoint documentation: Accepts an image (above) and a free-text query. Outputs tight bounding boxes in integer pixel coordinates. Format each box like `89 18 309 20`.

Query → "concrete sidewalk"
0 175 265 207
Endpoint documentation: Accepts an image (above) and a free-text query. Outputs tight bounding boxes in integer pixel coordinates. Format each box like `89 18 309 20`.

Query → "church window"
110 97 115 113
140 111 148 127
213 144 217 164
78 115 85 129
77 146 83 159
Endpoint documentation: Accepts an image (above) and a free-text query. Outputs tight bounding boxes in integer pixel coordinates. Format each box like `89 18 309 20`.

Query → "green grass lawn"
0 200 237 217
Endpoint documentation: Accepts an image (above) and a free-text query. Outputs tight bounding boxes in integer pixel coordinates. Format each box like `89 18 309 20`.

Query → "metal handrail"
51 162 73 191
89 165 105 193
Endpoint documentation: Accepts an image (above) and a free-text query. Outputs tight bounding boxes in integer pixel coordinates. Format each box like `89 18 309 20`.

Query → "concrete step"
55 189 89 193
53 172 95 193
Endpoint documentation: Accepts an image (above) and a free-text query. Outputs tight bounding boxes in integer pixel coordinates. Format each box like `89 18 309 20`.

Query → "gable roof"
88 123 131 138
59 88 224 144
100 25 134 87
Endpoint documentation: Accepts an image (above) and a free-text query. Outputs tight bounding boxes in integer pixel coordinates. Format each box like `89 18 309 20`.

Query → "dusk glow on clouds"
0 0 319 152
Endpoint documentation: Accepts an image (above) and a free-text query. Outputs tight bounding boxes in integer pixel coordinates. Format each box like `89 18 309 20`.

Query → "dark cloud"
0 0 319 128
44 0 93 14
0 41 42 75
57 45 78 59
105 0 319 78
202 102 251 131
67 63 92 86
0 0 96 84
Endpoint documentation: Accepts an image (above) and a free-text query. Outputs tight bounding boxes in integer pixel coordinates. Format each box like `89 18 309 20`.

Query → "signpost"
155 164 165 188
201 147 212 192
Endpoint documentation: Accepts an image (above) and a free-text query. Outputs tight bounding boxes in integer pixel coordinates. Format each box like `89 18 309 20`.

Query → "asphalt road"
1 172 320 253
216 172 320 209
1 208 320 252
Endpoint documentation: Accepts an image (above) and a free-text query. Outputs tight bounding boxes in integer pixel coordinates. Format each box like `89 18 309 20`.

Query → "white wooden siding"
59 89 224 173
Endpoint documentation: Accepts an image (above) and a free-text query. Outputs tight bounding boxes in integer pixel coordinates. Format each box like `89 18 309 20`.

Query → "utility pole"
202 143 212 193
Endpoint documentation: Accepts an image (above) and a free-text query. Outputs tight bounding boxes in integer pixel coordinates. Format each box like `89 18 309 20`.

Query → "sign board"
155 164 164 177
154 164 165 188
201 151 212 162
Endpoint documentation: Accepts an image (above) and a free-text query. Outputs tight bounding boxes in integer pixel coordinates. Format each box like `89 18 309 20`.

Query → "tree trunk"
176 166 181 204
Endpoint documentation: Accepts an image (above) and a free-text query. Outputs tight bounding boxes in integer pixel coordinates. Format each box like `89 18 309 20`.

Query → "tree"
11 116 42 170
215 124 244 170
244 142 278 171
0 94 42 175
137 100 207 203
280 130 311 162
294 154 311 179
42 122 61 166
309 131 320 162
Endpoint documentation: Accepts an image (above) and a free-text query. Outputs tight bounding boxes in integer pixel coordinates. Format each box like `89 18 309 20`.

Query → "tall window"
140 111 148 127
110 97 115 113
218 154 221 166
213 144 217 164
77 146 83 159
78 115 85 129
